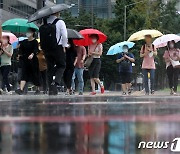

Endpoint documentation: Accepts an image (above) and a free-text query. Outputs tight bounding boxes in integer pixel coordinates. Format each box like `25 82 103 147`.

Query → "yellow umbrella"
128 29 163 41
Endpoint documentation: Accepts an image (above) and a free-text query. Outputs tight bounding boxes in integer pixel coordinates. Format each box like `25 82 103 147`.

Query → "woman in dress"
15 28 40 95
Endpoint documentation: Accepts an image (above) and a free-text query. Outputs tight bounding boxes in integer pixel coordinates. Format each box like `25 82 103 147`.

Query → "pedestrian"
63 39 77 95
40 11 68 95
37 43 47 94
116 45 135 95
15 28 40 95
0 35 13 94
163 40 180 95
140 35 157 95
88 34 104 95
72 45 86 95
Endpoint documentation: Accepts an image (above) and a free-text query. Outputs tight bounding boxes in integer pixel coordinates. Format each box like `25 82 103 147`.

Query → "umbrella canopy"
107 41 135 55
73 29 107 46
12 37 27 49
2 32 18 43
28 4 71 22
67 29 84 39
153 34 180 48
2 18 38 33
128 29 163 41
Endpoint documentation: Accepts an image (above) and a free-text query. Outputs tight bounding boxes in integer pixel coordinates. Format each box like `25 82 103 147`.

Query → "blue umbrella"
12 37 27 49
107 41 135 55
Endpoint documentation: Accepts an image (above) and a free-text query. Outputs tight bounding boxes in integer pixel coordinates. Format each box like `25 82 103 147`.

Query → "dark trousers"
167 65 179 92
1 65 11 91
45 46 66 87
40 70 47 92
64 67 74 89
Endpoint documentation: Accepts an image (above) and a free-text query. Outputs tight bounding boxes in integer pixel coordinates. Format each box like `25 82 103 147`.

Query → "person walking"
40 12 68 95
88 34 104 95
63 39 77 95
116 45 135 95
140 35 157 95
72 45 86 95
163 40 180 95
37 43 47 94
15 28 40 95
0 35 13 94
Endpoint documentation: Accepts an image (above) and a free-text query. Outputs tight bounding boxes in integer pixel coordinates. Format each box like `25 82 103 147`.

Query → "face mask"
2 39 8 44
92 39 97 43
123 48 128 53
169 43 174 49
26 32 32 38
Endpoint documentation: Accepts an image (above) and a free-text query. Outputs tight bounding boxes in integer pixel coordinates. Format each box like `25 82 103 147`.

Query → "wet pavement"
0 94 180 154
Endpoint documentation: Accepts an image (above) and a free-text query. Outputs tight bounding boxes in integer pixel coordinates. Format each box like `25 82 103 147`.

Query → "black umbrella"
28 4 71 22
67 29 84 39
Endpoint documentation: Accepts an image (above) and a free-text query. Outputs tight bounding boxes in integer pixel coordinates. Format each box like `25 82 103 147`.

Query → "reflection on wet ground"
0 95 180 154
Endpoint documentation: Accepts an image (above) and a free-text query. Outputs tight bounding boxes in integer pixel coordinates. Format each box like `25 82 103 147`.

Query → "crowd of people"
0 11 179 96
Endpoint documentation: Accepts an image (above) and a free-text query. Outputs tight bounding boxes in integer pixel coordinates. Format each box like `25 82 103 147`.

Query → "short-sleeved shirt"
66 47 77 68
140 44 157 69
88 43 103 59
117 52 134 73
0 44 13 66
75 46 86 68
163 48 180 68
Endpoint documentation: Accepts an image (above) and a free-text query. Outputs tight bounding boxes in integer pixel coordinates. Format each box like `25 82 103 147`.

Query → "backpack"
39 18 61 52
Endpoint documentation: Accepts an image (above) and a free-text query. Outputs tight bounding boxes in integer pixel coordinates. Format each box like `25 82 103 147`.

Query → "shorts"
88 58 101 78
120 72 132 84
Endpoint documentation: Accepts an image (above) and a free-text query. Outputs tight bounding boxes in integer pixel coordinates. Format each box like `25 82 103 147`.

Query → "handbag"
168 50 180 68
84 44 99 68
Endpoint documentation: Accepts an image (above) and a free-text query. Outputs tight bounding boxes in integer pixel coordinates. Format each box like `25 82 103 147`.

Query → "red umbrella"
73 29 107 46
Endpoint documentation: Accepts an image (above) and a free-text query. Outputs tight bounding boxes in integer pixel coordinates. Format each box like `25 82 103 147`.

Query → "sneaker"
34 90 41 95
49 83 58 95
79 92 83 95
15 89 23 95
151 90 155 95
90 92 96 95
122 92 126 95
101 86 105 94
128 89 132 95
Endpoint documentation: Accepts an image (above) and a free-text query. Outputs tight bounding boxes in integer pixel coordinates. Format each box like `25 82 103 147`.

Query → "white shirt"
47 15 68 47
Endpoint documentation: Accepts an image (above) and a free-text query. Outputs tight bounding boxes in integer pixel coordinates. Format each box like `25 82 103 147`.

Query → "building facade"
56 0 116 19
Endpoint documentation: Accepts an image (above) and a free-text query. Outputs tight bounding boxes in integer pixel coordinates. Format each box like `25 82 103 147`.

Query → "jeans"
72 68 84 93
1 65 11 92
142 69 155 93
167 65 179 92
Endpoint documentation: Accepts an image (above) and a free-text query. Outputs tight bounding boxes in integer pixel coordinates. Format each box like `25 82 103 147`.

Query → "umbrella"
28 4 71 22
128 29 163 41
67 29 84 39
153 34 180 48
12 37 27 49
2 32 18 44
2 18 38 33
107 41 135 55
73 29 107 46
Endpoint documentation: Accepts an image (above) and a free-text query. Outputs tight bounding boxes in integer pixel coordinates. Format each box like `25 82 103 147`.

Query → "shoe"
151 90 155 95
90 92 96 95
34 90 41 95
15 89 23 95
49 83 58 95
43 91 47 94
6 91 13 95
79 92 83 95
122 92 126 95
101 86 105 94
128 89 132 95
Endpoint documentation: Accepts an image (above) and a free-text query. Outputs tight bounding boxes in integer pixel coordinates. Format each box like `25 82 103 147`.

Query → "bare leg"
20 81 26 91
90 78 96 92
94 78 103 87
127 83 131 90
121 84 127 93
